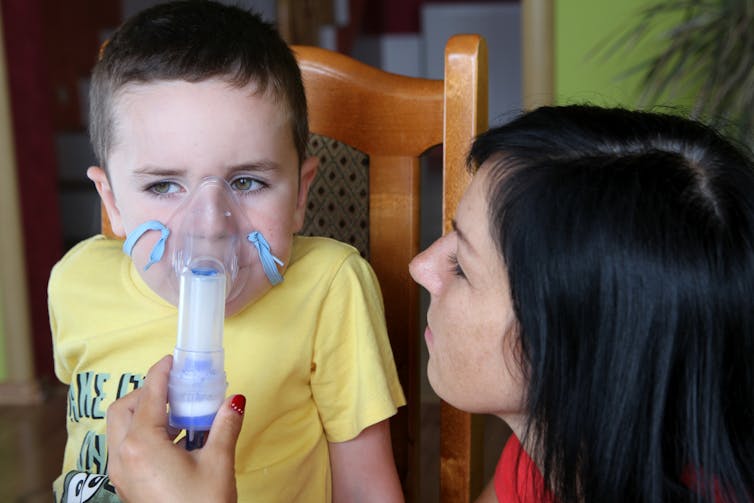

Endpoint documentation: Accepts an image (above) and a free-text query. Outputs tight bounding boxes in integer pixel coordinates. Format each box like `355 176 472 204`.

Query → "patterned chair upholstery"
300 134 369 258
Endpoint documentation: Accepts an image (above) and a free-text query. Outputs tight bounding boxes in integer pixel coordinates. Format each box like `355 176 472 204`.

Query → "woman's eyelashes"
448 252 466 279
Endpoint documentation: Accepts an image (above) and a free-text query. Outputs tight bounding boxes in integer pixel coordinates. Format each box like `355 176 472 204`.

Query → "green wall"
554 0 688 108
0 289 5 380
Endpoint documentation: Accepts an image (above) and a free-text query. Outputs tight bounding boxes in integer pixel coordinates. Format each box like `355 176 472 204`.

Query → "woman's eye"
448 253 466 279
231 177 264 192
148 181 180 195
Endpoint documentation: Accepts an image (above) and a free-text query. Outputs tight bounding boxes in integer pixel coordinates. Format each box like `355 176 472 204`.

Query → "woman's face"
409 164 526 426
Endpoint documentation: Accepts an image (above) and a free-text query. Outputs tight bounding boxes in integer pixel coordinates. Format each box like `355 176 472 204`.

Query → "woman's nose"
408 238 446 296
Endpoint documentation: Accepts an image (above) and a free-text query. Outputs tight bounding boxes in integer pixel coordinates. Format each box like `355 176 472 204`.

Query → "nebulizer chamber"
168 257 227 444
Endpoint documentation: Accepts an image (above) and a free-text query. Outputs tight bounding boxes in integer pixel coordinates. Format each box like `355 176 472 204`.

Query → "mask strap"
122 220 170 271
247 231 284 285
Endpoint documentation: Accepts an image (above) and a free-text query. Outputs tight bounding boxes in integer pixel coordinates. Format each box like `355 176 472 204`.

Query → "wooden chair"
101 34 488 501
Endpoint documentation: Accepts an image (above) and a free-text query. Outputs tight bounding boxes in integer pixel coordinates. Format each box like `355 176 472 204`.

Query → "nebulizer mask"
122 177 284 449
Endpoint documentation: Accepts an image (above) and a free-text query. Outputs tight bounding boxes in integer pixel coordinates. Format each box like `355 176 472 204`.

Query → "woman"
108 105 754 502
410 105 754 502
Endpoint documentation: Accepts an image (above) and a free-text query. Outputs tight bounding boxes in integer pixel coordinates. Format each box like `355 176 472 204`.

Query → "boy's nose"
189 206 233 239
184 180 238 240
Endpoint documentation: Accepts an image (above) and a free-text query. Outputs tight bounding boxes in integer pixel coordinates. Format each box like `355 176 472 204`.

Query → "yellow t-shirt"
49 235 405 502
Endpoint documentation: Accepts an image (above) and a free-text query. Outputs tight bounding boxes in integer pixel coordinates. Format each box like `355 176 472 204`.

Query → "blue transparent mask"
122 176 284 307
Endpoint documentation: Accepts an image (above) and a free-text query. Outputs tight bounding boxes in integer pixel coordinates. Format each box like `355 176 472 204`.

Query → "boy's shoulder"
291 235 363 264
288 235 376 285
50 235 125 281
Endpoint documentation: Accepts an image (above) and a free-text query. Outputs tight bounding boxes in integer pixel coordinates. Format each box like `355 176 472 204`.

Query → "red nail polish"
230 394 246 416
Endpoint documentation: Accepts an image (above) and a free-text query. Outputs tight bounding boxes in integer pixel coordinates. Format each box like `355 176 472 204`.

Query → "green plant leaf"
592 0 754 148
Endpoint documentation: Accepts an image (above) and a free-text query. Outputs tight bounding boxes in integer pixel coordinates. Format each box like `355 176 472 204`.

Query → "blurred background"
2 0 744 501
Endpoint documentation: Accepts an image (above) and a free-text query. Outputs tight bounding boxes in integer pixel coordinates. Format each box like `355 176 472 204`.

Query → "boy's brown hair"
90 0 308 170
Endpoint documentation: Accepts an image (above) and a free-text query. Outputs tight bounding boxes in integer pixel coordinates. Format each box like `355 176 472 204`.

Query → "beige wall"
0 10 34 383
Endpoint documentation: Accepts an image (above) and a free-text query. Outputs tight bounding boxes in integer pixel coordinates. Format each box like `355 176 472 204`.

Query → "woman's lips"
424 325 434 351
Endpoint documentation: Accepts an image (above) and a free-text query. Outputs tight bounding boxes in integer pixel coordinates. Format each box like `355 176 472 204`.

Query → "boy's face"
89 79 317 316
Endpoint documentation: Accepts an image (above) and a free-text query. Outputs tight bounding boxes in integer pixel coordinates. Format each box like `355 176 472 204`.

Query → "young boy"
48 2 405 501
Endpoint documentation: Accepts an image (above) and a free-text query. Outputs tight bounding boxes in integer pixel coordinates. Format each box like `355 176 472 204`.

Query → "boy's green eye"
150 181 178 194
231 177 262 192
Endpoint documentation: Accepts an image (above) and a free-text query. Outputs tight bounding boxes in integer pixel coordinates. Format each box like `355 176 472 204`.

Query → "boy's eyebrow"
227 160 281 173
132 166 184 177
131 160 281 178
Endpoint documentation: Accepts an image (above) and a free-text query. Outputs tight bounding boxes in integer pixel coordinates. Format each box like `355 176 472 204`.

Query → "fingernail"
230 394 246 416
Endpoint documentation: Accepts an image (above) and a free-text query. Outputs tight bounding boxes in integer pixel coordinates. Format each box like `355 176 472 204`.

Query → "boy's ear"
293 156 319 232
87 166 126 238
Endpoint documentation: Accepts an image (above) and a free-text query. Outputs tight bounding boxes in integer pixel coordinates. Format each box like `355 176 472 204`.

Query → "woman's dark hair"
469 105 754 502
90 0 308 168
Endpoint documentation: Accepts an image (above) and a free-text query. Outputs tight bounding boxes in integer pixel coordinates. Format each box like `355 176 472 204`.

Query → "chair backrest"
101 34 488 501
293 36 488 501
435 38 488 502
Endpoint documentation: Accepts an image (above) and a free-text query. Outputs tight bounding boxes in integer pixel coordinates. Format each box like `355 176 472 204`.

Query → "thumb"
202 394 245 468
